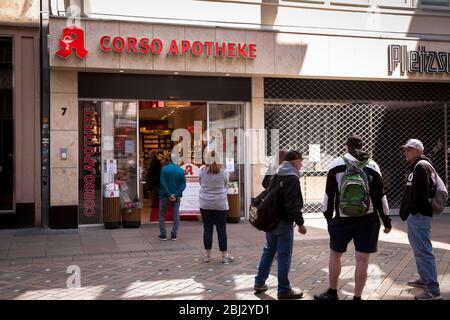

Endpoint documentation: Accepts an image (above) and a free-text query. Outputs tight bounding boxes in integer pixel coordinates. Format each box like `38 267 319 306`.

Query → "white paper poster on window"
226 158 235 172
179 163 200 215
308 144 321 162
103 136 114 151
105 159 117 174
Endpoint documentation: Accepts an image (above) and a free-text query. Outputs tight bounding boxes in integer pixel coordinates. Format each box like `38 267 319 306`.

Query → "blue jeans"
159 197 181 238
255 220 294 294
200 209 228 252
407 213 440 296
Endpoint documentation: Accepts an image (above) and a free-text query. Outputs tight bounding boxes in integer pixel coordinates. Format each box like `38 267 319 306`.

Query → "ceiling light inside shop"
164 101 191 108
173 72 179 75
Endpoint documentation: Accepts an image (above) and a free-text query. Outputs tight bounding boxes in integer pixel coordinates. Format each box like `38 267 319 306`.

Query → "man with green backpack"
314 135 392 300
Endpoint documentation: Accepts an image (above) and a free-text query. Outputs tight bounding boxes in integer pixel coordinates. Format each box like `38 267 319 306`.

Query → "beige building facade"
46 0 450 228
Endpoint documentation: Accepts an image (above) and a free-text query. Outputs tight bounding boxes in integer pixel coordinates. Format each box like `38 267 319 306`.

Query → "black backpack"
249 175 283 232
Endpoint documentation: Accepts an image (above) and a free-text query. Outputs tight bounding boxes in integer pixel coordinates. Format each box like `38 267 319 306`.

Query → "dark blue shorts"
327 213 381 254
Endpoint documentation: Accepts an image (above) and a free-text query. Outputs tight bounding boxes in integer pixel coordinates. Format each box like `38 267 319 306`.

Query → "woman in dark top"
146 150 164 207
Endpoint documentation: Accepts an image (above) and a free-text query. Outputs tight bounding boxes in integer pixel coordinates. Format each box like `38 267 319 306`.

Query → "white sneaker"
202 256 212 262
222 255 234 264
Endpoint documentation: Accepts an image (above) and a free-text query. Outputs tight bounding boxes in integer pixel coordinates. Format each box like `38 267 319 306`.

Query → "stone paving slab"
0 216 449 300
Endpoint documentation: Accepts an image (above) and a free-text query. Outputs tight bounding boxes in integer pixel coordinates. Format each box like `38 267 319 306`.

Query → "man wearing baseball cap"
400 139 442 300
254 150 307 300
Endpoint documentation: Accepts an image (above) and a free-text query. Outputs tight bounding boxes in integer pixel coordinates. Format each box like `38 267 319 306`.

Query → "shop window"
102 101 138 212
79 101 138 225
79 99 247 224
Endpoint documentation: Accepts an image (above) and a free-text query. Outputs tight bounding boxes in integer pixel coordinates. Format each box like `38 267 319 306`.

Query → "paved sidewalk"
0 215 449 300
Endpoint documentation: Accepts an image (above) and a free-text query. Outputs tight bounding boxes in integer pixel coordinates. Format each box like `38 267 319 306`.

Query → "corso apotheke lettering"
99 36 257 59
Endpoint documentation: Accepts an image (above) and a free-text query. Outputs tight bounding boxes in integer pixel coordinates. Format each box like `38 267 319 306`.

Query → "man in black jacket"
315 135 391 300
254 150 307 300
399 139 442 300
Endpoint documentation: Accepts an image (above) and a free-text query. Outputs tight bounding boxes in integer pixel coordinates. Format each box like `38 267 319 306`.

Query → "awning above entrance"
78 73 251 101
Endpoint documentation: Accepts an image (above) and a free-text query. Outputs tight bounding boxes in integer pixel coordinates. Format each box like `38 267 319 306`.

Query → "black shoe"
277 288 303 300
415 290 442 300
314 289 339 300
254 284 268 293
158 235 167 241
407 279 427 289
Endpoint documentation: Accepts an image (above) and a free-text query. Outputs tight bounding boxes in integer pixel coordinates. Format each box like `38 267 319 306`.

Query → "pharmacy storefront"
48 18 258 228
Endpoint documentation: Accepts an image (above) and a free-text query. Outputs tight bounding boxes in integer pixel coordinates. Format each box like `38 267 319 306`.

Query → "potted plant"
121 195 142 228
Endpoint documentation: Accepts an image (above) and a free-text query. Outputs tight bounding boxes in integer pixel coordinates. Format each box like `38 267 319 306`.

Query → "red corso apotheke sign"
56 25 88 59
56 25 257 59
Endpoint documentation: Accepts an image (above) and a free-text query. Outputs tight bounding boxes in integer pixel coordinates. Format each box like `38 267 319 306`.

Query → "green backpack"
339 157 371 217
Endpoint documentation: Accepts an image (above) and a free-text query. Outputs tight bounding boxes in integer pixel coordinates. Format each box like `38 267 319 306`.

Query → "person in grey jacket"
254 150 307 300
199 151 234 264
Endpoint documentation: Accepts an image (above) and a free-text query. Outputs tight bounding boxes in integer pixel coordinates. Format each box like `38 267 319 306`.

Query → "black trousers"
200 209 228 251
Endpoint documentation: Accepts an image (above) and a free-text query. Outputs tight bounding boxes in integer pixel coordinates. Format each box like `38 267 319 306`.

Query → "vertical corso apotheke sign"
55 25 257 59
82 106 97 218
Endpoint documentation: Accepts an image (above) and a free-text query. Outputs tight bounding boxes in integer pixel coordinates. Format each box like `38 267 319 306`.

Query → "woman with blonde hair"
199 151 233 263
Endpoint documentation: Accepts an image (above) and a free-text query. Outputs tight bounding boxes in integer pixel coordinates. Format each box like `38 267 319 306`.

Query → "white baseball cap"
402 139 424 151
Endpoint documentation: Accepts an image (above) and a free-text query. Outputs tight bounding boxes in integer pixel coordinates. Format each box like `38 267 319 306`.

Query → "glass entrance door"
207 102 245 221
0 37 14 212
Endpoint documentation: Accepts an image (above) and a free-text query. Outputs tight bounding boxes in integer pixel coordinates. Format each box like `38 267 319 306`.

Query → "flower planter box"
227 194 241 223
103 197 122 229
122 207 142 228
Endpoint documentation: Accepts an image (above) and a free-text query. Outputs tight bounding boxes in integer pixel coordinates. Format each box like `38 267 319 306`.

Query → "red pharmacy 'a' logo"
55 25 88 59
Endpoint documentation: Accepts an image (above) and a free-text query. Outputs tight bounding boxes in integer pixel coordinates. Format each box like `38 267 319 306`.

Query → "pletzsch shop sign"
56 25 257 59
